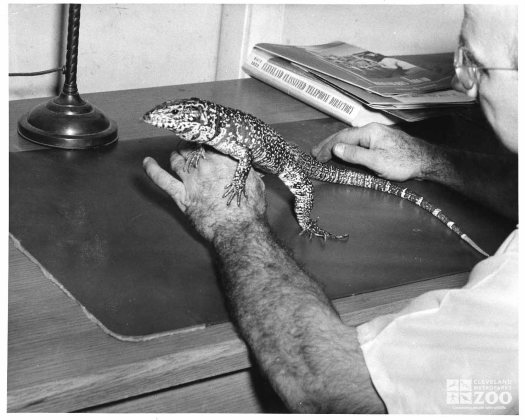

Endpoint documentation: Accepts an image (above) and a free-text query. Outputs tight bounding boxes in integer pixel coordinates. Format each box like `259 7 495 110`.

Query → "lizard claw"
298 218 348 241
184 147 206 172
223 181 246 207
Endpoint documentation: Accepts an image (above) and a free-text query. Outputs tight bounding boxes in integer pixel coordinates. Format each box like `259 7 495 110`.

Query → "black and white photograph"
7 2 519 414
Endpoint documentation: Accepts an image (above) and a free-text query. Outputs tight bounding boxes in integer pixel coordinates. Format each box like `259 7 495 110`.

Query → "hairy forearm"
212 220 385 413
421 144 518 221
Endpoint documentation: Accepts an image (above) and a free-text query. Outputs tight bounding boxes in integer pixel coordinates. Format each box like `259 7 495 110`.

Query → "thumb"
333 143 376 170
143 157 188 212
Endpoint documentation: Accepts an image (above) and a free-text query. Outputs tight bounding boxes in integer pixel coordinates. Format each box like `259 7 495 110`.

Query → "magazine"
255 41 459 97
244 48 466 123
242 48 398 126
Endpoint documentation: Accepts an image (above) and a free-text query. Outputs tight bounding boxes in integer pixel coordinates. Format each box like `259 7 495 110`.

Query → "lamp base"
17 91 118 150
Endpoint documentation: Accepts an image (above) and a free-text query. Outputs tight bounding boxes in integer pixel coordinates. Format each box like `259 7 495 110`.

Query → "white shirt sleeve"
356 229 519 414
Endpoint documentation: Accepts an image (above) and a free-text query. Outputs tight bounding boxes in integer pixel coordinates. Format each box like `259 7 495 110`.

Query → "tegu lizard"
143 97 488 257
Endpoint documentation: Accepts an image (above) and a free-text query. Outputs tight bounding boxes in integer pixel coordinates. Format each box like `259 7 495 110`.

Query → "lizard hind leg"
279 165 348 241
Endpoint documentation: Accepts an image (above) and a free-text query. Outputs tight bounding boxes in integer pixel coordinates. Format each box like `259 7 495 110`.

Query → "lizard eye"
169 110 181 120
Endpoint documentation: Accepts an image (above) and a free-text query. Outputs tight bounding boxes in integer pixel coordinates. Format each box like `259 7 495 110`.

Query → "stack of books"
243 41 475 127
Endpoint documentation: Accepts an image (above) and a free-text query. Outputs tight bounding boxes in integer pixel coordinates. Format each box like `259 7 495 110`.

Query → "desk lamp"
17 4 118 149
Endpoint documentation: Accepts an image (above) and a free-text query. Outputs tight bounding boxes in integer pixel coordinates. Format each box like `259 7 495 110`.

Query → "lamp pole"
63 4 82 99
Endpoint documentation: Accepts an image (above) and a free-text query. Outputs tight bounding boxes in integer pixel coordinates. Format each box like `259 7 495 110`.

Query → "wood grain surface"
86 369 287 413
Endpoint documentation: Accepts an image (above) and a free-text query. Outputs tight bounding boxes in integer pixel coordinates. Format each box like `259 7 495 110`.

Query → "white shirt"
357 229 518 414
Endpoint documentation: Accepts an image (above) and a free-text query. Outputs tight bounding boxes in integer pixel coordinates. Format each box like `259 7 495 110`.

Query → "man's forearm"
421 145 518 221
212 220 386 413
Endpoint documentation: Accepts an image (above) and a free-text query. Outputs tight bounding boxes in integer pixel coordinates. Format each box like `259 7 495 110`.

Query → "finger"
143 157 188 212
333 144 378 171
169 151 187 174
312 128 370 162
311 131 340 161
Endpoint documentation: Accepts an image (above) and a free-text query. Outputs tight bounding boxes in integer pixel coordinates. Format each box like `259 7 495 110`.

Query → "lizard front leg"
279 164 348 241
183 145 206 172
222 146 253 206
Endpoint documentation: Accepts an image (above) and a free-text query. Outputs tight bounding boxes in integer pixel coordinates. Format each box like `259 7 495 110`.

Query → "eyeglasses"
454 45 517 90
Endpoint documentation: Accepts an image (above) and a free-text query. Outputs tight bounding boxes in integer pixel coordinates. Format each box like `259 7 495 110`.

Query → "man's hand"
143 146 266 243
312 123 436 182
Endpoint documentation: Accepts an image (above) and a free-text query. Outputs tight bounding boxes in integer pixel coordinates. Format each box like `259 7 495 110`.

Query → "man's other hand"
312 123 435 182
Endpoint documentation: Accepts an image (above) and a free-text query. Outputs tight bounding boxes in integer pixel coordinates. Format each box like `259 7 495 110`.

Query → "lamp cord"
9 66 65 77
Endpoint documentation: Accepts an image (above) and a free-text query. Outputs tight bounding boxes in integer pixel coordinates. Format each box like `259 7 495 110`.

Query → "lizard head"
142 98 219 143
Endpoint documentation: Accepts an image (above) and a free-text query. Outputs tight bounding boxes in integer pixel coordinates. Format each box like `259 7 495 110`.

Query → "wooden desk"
7 78 504 412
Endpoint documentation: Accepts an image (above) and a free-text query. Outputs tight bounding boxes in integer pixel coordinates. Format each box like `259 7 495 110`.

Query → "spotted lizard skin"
143 97 488 257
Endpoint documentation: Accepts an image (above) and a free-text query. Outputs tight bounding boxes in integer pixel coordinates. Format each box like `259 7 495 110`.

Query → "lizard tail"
302 153 489 257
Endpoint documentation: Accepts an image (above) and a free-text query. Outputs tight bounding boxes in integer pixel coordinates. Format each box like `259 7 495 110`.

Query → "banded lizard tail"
143 98 489 257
